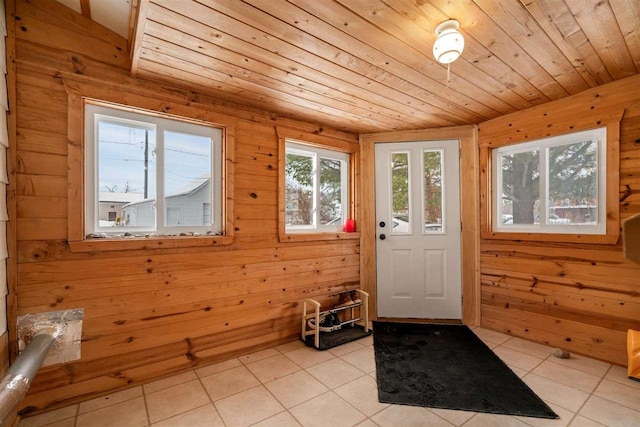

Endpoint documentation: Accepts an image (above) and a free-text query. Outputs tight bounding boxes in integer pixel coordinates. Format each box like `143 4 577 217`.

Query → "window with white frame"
285 140 349 232
492 127 606 234
84 103 223 236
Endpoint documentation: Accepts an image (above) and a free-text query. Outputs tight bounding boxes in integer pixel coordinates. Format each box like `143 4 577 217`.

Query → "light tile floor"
19 328 640 427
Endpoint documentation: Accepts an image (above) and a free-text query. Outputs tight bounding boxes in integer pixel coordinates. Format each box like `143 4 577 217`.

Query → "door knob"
379 234 386 240
379 221 386 227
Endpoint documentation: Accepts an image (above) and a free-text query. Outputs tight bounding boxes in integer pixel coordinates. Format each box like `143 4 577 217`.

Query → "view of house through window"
85 103 223 236
285 140 349 232
492 127 605 234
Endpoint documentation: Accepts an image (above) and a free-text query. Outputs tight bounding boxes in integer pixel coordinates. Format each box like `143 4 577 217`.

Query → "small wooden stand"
301 289 370 349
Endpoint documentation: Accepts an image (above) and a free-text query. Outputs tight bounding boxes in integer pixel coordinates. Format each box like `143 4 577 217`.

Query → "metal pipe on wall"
0 333 58 424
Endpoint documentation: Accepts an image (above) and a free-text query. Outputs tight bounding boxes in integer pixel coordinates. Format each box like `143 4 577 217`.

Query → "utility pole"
144 130 149 199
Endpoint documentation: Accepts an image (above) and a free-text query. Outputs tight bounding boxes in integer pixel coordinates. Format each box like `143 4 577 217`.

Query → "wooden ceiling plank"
379 0 552 107
129 0 150 76
563 0 637 79
286 0 515 116
239 0 497 120
471 0 590 94
80 0 91 18
16 0 127 51
127 0 140 48
15 14 129 70
190 0 488 123
521 0 613 87
142 9 439 129
338 0 540 111
152 0 467 126
136 59 376 132
424 0 570 100
138 49 394 131
141 35 411 130
14 38 359 140
609 0 640 72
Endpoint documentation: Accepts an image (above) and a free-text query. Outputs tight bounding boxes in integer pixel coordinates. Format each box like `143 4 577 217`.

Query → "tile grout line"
423 407 461 426
527 355 611 417
271 339 373 425
486 339 567 426
241 355 288 426
567 363 612 426
588 371 640 412
459 412 478 426
138 367 226 426
194 363 229 427
33 334 637 427
270 354 360 427
141 388 152 427
143 377 213 425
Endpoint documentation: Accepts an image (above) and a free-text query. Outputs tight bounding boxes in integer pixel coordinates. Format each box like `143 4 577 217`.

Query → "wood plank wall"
478 75 640 366
10 0 360 414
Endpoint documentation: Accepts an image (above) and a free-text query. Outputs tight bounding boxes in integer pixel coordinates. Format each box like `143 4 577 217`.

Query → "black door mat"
373 321 558 419
303 324 372 350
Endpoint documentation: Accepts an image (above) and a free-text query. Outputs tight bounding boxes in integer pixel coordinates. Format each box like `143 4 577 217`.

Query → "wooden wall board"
478 75 640 365
482 306 628 366
7 0 363 414
5 0 640 416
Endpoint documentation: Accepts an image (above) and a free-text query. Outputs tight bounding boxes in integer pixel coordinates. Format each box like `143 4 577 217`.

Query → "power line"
165 169 207 180
99 139 210 157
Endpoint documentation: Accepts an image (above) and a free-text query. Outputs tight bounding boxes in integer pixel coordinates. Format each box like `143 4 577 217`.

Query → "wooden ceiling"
129 0 640 133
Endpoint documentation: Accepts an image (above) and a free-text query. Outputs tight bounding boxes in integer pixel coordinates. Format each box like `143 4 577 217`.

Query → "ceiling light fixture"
433 19 464 87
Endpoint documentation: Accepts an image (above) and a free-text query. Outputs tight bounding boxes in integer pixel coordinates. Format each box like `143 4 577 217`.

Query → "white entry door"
375 140 461 319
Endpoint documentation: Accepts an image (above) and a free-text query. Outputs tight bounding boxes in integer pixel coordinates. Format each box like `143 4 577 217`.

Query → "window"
203 203 211 225
492 127 606 234
84 103 223 236
284 140 349 233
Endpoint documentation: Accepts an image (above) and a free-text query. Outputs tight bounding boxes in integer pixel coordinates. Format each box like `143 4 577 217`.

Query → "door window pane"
285 152 314 226
423 150 443 232
164 131 212 227
548 141 597 225
97 121 155 229
500 150 540 225
319 158 343 225
391 152 410 233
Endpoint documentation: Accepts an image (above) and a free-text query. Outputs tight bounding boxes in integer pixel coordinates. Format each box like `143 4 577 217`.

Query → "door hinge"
461 295 464 304
460 220 463 232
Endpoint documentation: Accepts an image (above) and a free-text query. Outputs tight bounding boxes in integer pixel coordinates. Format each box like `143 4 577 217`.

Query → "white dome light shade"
433 20 465 64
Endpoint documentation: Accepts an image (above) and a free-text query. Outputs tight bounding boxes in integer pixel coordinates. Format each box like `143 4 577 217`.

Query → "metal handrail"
0 332 59 424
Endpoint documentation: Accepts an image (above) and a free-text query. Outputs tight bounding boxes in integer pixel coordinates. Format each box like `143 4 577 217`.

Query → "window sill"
481 230 618 244
68 235 234 252
279 232 360 243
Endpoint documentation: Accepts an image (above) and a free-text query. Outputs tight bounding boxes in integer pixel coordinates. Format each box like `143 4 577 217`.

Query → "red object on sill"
344 219 356 232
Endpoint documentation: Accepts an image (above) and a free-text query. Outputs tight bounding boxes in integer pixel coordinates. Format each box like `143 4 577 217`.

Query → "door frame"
359 125 480 326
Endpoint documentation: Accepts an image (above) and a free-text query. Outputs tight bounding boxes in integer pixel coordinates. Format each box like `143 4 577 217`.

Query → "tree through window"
284 140 349 232
493 127 605 234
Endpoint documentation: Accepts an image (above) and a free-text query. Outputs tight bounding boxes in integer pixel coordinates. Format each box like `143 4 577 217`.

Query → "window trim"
492 127 606 235
277 127 359 243
66 92 235 252
480 122 620 244
84 103 223 236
